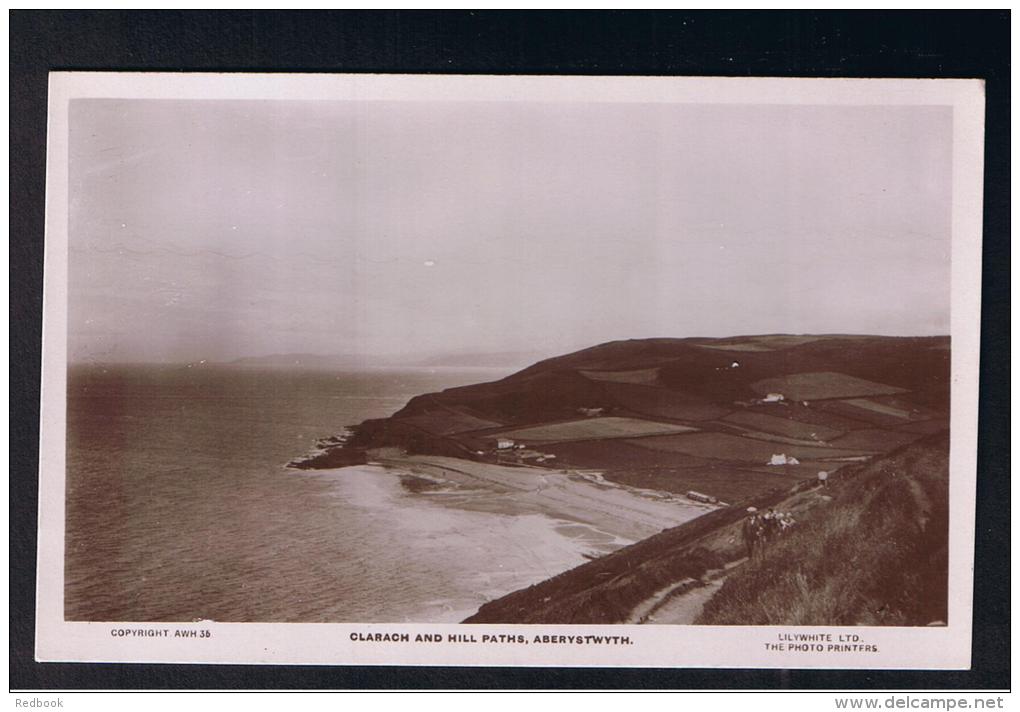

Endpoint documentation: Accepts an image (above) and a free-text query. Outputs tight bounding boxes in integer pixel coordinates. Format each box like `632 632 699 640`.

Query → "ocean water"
64 364 598 623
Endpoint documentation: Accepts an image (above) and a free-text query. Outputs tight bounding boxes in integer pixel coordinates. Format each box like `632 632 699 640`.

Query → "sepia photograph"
34 72 985 668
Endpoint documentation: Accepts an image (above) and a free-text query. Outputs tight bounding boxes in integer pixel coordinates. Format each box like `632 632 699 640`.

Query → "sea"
64 364 600 623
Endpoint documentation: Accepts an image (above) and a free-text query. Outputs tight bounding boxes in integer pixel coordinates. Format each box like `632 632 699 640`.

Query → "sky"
67 98 953 364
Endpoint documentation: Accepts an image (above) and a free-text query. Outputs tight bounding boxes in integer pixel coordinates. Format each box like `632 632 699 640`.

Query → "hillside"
696 432 948 625
295 334 949 507
465 433 948 625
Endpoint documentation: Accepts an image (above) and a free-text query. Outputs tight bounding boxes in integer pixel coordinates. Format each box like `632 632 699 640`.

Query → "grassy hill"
465 433 948 625
301 334 949 506
289 334 950 625
697 432 948 626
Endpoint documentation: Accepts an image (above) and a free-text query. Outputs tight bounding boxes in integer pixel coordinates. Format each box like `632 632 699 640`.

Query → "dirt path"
631 559 746 625
643 576 724 624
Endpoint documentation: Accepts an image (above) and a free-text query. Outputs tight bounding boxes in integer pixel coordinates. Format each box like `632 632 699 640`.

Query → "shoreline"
368 450 715 546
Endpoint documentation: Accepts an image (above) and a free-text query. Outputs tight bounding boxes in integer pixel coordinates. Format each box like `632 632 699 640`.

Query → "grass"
626 432 875 463
818 400 914 428
601 382 732 421
697 434 949 626
841 398 912 419
897 419 950 435
579 367 661 385
749 335 833 348
748 402 871 432
750 371 909 401
696 342 776 353
399 410 503 436
721 428 841 448
494 416 697 443
866 394 941 419
540 440 719 470
722 410 845 441
828 428 925 451
601 465 802 504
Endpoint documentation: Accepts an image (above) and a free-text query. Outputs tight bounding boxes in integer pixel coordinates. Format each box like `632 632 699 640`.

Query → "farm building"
763 392 785 403
767 453 800 466
686 490 718 504
496 438 515 450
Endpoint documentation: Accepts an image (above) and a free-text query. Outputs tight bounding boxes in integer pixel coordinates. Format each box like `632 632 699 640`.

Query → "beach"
370 450 713 546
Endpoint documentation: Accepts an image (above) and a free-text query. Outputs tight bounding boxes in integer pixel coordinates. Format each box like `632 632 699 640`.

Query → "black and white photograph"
34 72 985 669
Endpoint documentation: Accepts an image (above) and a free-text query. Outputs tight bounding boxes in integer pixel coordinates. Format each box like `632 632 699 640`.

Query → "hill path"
631 559 745 625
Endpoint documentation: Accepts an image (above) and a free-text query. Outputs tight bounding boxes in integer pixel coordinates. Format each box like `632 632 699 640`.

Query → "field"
746 402 869 431
493 416 697 443
829 428 925 451
540 440 720 470
602 464 805 504
742 460 853 477
722 410 845 441
601 382 732 421
817 400 914 428
696 342 776 353
896 419 950 435
840 398 912 419
579 367 661 385
695 335 835 353
750 371 909 401
627 432 876 463
400 410 503 435
748 335 833 348
865 394 941 419
719 427 839 448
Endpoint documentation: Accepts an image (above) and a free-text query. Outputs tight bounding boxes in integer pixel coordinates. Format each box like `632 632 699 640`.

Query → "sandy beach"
370 449 713 545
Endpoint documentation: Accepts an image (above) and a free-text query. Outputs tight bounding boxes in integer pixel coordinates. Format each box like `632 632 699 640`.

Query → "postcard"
35 72 984 668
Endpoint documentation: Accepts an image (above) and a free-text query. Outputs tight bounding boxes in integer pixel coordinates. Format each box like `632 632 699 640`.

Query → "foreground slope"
465 433 948 625
697 432 948 626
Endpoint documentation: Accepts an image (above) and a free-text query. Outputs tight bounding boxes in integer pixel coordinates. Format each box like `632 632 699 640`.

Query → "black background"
10 10 1010 690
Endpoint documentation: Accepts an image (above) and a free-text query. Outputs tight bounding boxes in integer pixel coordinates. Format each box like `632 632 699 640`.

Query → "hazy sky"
68 98 952 363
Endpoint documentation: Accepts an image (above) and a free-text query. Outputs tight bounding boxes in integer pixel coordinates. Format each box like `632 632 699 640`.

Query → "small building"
767 453 800 466
496 438 515 450
731 361 740 369
763 392 785 403
578 407 605 417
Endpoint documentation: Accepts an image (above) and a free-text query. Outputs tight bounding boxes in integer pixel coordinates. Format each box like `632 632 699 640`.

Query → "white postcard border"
35 73 985 669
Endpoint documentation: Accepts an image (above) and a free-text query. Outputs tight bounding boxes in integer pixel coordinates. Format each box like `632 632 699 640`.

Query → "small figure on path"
762 507 781 544
742 507 762 559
